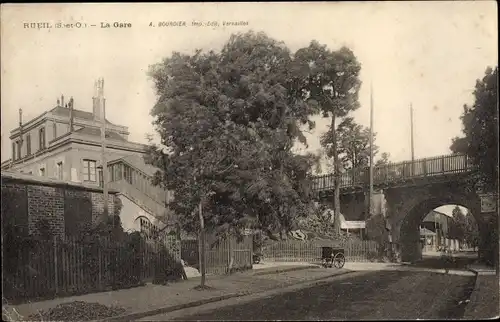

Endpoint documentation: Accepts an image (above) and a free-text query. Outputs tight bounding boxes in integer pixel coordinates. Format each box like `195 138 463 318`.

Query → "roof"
74 126 128 142
111 154 159 177
420 227 436 236
428 209 451 217
50 106 115 125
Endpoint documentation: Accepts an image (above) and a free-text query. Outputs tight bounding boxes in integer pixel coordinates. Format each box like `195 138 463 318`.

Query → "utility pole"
434 213 438 251
410 103 415 175
98 78 108 218
369 83 374 220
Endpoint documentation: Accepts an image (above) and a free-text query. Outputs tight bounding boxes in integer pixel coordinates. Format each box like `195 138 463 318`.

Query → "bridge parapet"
313 153 474 192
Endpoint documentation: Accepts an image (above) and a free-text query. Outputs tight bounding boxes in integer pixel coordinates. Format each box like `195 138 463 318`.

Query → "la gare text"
23 22 132 29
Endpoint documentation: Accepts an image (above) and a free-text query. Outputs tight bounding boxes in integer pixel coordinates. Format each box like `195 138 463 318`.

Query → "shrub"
152 246 186 285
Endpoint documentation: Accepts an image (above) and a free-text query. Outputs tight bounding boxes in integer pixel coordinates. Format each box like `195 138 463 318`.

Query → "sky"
1 2 497 163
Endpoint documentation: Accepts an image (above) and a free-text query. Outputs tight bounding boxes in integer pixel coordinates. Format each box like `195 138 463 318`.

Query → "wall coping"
1 171 119 194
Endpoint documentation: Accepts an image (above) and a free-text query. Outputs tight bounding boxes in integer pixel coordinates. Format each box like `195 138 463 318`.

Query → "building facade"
1 79 173 234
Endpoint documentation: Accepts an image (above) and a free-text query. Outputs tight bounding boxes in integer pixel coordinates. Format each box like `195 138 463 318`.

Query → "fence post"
53 236 59 295
226 236 231 274
441 156 445 173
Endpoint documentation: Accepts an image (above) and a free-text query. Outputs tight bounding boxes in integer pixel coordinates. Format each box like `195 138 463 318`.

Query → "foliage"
294 41 362 234
375 152 391 166
145 31 320 240
449 137 468 155
448 206 479 249
152 245 186 285
252 230 265 252
463 211 480 249
365 213 387 243
27 301 126 321
451 66 498 192
448 206 466 240
321 116 379 171
365 212 398 262
296 203 349 242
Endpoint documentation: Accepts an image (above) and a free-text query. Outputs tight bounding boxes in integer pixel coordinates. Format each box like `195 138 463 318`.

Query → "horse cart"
321 246 346 268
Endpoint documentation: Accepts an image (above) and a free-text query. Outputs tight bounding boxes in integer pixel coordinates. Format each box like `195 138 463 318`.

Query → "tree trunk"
198 201 206 287
331 114 341 235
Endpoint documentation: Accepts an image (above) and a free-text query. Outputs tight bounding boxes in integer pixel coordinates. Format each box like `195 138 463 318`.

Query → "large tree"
321 116 379 171
463 210 480 250
145 31 319 285
450 66 497 267
450 66 498 192
448 206 466 242
294 41 362 234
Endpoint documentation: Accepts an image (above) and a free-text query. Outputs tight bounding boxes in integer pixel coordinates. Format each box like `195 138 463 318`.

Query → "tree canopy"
294 41 362 233
321 116 379 171
448 206 479 248
375 152 391 166
145 31 320 239
450 66 498 192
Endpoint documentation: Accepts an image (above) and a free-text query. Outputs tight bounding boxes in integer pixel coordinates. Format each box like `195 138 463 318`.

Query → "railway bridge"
312 153 498 263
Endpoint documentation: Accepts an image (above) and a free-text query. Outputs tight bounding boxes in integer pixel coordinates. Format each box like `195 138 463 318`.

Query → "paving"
4 257 496 321
5 265 351 322
143 270 476 320
464 263 499 320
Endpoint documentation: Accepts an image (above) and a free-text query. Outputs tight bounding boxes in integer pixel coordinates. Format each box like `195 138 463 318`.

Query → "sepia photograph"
1 2 498 321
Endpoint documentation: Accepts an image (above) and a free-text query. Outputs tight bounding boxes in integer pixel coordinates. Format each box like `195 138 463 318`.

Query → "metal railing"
312 153 473 191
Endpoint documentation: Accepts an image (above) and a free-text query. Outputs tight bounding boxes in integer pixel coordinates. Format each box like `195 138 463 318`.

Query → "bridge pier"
476 192 498 267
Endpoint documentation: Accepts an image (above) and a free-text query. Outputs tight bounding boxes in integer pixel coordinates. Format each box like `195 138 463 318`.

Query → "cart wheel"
333 253 345 268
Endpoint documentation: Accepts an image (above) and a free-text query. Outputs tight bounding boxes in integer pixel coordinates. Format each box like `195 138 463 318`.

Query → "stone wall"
1 171 119 238
382 182 482 262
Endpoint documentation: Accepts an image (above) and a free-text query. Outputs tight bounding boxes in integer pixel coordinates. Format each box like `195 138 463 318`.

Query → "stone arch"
396 192 483 262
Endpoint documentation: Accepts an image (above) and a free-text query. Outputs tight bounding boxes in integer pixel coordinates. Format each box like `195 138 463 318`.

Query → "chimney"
69 97 75 132
92 80 99 120
57 98 60 106
19 108 23 128
61 95 65 108
19 108 24 145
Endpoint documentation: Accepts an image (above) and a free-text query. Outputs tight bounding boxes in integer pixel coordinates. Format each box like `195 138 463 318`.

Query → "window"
113 164 122 181
16 140 22 160
56 162 63 180
40 167 46 177
26 134 31 155
12 142 15 161
53 123 57 139
82 159 97 182
39 127 46 150
98 168 103 187
124 164 132 184
28 171 33 175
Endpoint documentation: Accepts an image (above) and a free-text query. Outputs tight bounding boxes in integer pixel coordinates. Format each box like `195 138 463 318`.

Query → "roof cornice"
5 132 147 169
9 108 130 138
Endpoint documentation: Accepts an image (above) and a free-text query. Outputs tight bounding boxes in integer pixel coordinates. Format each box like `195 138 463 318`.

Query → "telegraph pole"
369 83 374 219
99 78 108 218
410 103 415 175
